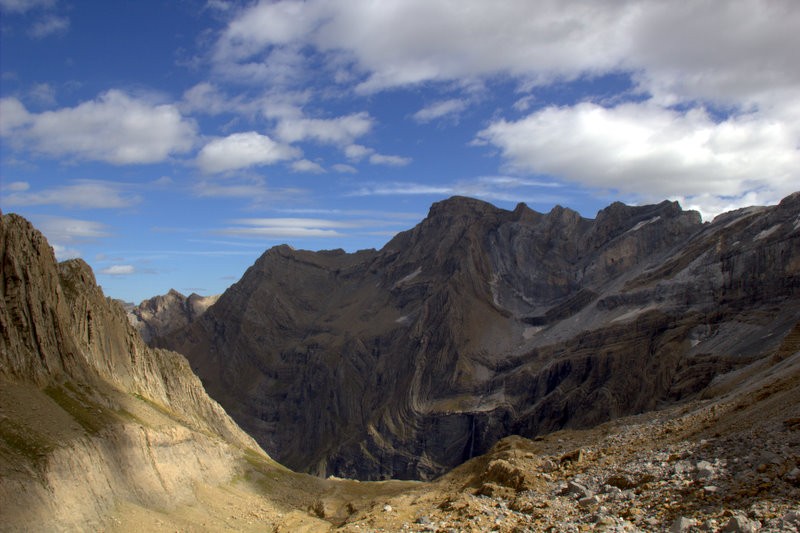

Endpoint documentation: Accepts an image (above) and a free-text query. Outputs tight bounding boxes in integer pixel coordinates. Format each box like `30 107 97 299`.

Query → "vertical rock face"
157 193 800 481
0 213 270 530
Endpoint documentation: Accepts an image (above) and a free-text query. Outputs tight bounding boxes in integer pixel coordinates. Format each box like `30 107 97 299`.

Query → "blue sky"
1 0 798 303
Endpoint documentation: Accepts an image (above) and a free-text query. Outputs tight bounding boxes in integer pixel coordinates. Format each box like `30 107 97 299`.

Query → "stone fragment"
562 481 593 499
670 516 696 532
784 467 800 485
578 495 600 508
560 448 585 464
695 460 715 479
720 514 760 533
605 473 637 490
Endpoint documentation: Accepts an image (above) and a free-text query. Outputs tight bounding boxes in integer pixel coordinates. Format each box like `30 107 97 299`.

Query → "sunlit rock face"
0 212 269 530
158 193 800 481
126 289 220 343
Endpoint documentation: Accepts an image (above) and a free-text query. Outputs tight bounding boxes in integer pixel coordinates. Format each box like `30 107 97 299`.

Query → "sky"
1 0 798 304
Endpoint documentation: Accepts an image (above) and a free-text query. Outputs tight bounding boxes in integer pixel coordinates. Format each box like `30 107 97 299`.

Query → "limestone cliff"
0 213 273 530
158 193 800 481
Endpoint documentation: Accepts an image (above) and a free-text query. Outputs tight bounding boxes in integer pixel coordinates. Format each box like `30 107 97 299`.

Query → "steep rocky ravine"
156 193 800 481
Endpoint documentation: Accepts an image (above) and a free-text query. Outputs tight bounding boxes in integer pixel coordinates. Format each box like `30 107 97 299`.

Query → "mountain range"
149 193 800 481
2 193 800 530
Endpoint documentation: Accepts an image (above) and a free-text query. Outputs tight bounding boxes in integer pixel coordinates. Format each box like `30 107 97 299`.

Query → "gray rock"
721 514 760 533
695 460 716 480
563 481 593 499
671 516 696 532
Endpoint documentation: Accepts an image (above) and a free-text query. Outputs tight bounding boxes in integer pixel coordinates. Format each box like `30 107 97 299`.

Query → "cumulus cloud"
1 91 197 164
209 0 799 217
475 101 799 218
196 131 300 173
213 0 629 93
332 163 357 174
214 0 800 107
344 144 373 162
275 112 373 145
0 97 32 135
2 179 140 208
291 159 325 173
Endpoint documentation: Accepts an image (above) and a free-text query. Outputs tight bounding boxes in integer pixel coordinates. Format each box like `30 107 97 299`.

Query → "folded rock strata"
153 193 800 481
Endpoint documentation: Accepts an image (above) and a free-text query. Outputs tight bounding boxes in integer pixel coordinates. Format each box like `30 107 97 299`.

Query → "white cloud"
218 217 353 238
0 97 32 135
332 163 357 174
100 264 135 276
344 144 373 162
276 112 373 145
475 101 799 219
1 91 197 164
29 14 68 38
28 82 56 106
0 0 53 13
2 179 140 208
51 243 81 260
196 131 300 173
291 159 325 173
32 215 110 244
215 0 800 108
412 98 468 123
214 0 630 93
368 153 412 167
182 82 238 115
3 181 30 191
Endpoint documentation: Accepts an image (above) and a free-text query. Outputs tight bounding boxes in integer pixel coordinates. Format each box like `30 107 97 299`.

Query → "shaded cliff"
158 193 800 480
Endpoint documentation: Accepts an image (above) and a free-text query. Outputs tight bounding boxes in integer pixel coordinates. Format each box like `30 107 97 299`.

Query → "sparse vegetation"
0 418 54 468
44 384 118 435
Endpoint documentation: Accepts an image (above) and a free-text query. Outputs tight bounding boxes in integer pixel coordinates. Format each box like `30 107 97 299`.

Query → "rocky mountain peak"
156 193 800 481
126 287 220 343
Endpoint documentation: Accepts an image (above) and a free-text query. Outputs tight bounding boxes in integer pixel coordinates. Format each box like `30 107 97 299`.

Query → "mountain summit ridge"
154 194 800 481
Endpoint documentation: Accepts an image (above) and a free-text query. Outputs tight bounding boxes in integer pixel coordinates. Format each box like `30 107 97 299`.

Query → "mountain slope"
0 213 275 529
159 193 800 480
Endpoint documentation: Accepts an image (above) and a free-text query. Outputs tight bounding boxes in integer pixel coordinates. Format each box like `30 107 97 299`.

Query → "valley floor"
101 350 800 532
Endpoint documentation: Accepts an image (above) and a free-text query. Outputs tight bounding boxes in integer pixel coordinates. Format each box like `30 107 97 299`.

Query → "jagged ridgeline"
154 193 800 481
0 213 278 529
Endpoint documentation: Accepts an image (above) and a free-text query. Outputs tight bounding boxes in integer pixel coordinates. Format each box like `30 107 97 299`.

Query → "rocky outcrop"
126 289 219 343
158 193 800 481
0 212 274 530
